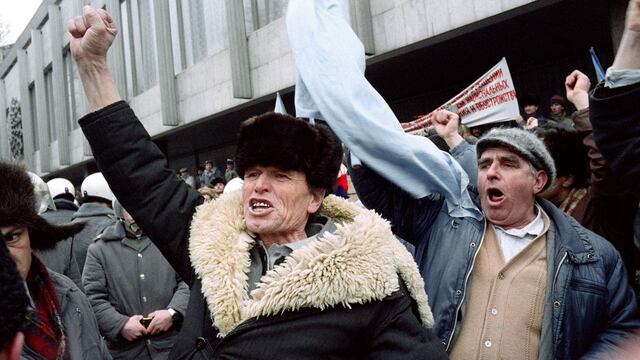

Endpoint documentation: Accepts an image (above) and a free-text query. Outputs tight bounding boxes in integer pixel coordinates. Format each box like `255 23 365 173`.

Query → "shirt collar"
250 215 337 251
494 204 544 238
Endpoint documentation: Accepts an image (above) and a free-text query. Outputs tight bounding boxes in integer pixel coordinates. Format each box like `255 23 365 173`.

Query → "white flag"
402 58 519 131
274 92 288 115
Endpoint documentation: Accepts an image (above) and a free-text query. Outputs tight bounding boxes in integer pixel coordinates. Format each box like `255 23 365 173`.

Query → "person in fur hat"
68 6 446 359
0 161 111 360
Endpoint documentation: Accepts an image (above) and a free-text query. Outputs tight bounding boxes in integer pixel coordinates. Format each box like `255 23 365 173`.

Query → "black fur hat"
235 113 343 195
0 161 84 250
0 239 28 347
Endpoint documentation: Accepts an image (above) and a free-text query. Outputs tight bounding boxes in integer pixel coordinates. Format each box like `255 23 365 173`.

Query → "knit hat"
0 161 85 250
549 95 566 106
235 112 343 195
476 128 556 191
0 240 28 348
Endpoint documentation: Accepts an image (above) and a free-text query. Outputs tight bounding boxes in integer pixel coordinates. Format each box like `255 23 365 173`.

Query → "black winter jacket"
590 82 640 196
79 101 448 360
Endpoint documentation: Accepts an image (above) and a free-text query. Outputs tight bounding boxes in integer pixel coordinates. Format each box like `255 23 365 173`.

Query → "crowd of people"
177 158 238 191
2 0 640 359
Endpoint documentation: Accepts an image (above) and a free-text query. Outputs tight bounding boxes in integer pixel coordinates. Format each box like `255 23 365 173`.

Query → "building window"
28 84 38 151
120 0 158 96
171 0 228 71
44 67 56 142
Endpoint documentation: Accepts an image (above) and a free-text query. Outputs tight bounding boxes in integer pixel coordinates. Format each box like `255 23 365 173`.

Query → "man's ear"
533 170 549 195
307 188 326 214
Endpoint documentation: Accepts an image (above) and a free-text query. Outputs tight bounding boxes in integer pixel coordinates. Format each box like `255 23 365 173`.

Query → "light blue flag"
274 92 288 115
287 0 480 219
589 47 606 82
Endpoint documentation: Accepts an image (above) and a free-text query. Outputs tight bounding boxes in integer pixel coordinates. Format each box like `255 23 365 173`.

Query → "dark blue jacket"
351 163 640 359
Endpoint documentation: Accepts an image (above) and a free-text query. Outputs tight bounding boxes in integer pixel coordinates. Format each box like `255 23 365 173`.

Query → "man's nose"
486 162 500 178
253 173 271 192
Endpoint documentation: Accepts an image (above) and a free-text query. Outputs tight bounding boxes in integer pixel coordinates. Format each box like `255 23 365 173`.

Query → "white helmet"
81 173 114 202
27 171 56 214
223 177 244 194
47 178 76 200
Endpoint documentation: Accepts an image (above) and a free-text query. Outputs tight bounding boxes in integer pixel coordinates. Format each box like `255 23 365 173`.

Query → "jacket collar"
73 202 113 219
189 191 433 336
537 198 598 265
98 221 152 250
53 199 78 212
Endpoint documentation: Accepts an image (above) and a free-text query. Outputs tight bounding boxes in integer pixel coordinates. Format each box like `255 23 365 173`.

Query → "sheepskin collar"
189 191 433 336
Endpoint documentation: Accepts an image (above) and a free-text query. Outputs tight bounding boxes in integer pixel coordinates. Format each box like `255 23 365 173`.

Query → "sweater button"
484 340 492 348
470 242 476 248
553 300 561 308
195 337 207 350
497 272 505 280
455 289 462 296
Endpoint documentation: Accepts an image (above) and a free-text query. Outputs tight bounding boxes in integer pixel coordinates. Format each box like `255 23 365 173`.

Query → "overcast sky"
0 0 43 45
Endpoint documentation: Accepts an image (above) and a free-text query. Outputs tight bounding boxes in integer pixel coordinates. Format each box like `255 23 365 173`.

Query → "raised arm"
69 7 200 283
590 0 640 195
68 6 121 111
286 0 480 219
433 110 478 186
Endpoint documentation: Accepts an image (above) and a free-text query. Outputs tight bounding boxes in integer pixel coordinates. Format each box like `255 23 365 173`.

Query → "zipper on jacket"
553 252 568 292
446 220 487 351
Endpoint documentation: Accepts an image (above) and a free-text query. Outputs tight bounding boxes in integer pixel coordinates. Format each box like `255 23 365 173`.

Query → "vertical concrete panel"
349 0 376 54
372 13 389 52
370 0 394 16
106 0 128 100
49 5 71 166
225 0 253 99
402 0 429 43
153 0 180 126
32 29 51 172
448 0 477 28
0 80 9 160
383 6 407 49
424 0 450 36
18 50 35 167
473 0 503 19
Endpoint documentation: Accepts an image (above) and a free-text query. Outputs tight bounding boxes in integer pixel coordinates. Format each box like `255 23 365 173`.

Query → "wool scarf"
24 255 69 360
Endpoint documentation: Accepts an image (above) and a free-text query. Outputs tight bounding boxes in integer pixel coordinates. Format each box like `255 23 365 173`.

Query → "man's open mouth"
487 188 505 205
250 199 273 212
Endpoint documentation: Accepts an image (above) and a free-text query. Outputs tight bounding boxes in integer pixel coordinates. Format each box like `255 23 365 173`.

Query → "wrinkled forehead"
478 146 529 164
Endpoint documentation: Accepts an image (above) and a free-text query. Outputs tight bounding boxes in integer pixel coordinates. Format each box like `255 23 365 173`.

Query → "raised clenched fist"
68 6 117 65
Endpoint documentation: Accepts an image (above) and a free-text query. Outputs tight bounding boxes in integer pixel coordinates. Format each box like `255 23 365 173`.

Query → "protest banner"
402 58 519 131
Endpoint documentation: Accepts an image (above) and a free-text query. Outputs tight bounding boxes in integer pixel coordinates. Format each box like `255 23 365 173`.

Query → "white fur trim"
189 192 433 336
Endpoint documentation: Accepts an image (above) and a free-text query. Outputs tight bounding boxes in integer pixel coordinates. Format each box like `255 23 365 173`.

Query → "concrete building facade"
0 0 627 184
